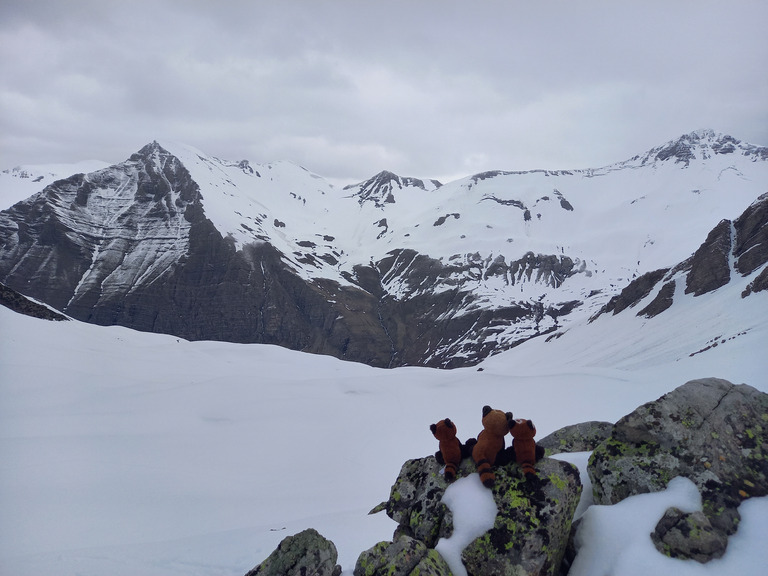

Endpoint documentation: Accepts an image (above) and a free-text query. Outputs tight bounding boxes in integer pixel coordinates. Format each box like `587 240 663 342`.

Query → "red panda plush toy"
430 418 465 482
508 418 545 479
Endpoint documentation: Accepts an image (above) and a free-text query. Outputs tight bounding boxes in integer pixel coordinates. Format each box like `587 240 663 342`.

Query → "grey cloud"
1 0 766 184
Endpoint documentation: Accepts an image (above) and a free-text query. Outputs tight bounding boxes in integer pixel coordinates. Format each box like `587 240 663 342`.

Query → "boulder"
538 421 614 456
651 507 728 562
385 456 455 547
245 528 341 576
461 458 581 576
354 535 453 576
589 378 768 561
380 453 581 576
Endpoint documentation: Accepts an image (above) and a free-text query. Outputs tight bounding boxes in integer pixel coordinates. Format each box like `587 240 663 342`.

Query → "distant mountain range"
1 129 766 367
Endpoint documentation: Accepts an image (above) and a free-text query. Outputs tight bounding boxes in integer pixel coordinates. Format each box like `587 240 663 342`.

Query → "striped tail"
476 458 495 487
444 462 458 482
521 460 537 478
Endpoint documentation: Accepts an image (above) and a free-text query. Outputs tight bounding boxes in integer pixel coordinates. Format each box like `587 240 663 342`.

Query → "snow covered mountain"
1 130 766 367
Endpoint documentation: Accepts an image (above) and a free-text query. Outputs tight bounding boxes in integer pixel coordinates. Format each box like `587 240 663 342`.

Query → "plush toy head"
509 418 536 440
430 418 463 482
482 405 513 437
430 418 457 441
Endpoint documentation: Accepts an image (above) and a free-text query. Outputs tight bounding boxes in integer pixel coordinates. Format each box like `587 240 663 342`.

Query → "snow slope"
1 259 766 575
0 160 109 209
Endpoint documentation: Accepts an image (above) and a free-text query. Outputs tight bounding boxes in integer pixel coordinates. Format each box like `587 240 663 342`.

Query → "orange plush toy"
430 418 465 482
468 405 513 488
508 418 545 479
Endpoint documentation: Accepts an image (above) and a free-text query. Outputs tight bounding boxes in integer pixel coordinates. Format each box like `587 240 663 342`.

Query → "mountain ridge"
1 130 766 367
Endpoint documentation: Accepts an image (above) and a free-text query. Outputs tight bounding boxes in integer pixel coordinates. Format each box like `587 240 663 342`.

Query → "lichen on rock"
376 452 582 576
538 420 614 456
354 535 453 576
461 459 581 576
244 528 341 576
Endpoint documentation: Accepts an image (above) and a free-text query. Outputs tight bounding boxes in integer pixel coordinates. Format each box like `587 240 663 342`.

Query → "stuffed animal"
468 405 513 488
430 418 464 482
508 418 545 478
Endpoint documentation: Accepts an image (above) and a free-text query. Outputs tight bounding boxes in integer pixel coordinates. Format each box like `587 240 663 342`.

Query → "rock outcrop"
650 507 728 562
370 453 582 576
592 192 768 322
588 378 768 561
245 528 341 576
0 281 68 321
538 420 614 456
354 536 452 576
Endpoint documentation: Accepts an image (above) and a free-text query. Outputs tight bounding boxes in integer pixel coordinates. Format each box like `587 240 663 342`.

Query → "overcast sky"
1 0 766 185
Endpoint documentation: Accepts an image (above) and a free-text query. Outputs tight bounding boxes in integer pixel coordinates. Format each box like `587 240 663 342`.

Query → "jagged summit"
625 130 768 167
344 169 442 207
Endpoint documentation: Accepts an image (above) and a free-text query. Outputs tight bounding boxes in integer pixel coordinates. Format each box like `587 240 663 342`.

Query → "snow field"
1 295 766 575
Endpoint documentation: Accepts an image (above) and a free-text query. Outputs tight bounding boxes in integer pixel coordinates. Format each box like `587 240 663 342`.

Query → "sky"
1 0 767 185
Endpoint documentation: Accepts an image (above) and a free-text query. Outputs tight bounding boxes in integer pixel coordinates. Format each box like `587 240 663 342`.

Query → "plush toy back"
509 418 538 477
430 418 463 481
471 405 512 487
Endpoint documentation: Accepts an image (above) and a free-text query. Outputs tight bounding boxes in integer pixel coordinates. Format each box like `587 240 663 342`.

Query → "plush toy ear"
430 424 437 434
445 418 454 429
509 419 517 429
482 405 492 417
505 411 514 424
527 420 535 430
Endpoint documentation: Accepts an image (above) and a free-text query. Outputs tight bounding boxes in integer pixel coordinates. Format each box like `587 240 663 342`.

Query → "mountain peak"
639 130 767 166
344 170 441 207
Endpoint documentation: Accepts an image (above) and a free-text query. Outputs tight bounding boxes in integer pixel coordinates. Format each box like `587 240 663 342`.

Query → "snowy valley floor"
1 299 767 576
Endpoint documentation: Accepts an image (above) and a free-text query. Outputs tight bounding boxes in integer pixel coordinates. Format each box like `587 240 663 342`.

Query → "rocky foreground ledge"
245 378 767 576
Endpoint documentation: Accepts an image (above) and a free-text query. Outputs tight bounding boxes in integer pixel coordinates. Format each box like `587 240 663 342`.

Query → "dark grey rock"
742 266 768 297
651 507 728 562
734 192 768 277
353 536 452 576
685 219 732 296
538 421 614 456
589 378 768 561
245 528 341 576
590 268 669 319
385 457 454 547
0 282 68 321
638 279 676 318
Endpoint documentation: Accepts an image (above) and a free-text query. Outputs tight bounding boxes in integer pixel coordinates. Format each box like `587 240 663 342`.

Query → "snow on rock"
434 474 497 576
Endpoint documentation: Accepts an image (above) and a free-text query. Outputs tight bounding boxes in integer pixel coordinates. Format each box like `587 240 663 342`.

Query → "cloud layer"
2 0 767 184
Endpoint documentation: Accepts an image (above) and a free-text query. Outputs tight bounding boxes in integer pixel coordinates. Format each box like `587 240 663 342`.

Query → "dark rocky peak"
132 140 168 160
345 170 442 207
